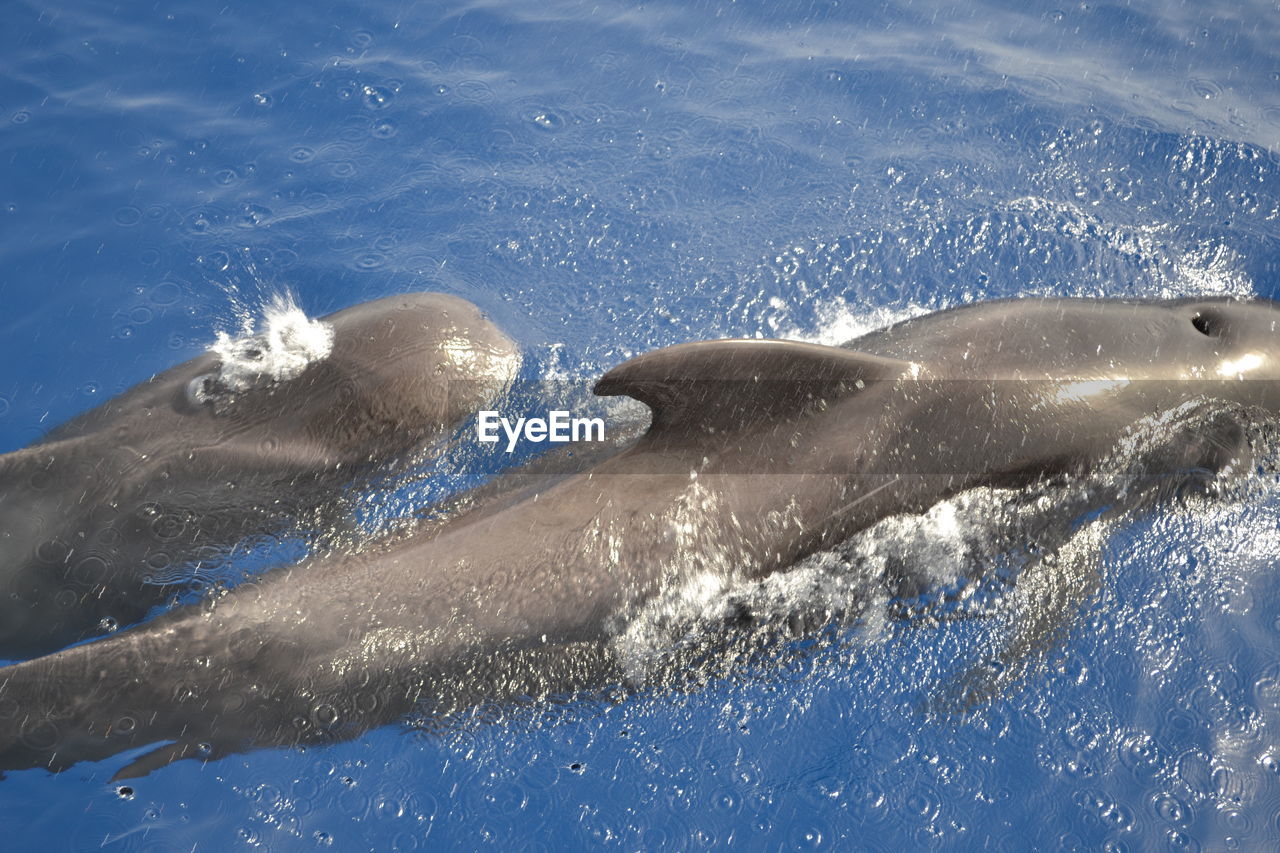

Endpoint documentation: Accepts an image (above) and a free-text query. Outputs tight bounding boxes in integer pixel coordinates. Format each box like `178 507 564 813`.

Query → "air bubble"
237 204 271 228
362 85 392 109
151 281 181 305
314 703 340 728
113 207 142 226
1186 78 1223 100
198 251 230 271
530 111 563 131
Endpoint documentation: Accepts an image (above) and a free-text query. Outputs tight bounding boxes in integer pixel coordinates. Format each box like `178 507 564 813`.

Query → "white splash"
1002 195 1255 300
608 400 1280 690
768 296 934 346
210 292 334 392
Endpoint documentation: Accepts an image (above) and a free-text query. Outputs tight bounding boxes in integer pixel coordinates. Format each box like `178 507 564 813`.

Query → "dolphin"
0 292 519 659
0 295 1277 778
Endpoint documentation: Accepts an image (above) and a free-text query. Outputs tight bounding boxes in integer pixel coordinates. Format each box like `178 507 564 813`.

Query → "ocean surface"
3 0 1280 848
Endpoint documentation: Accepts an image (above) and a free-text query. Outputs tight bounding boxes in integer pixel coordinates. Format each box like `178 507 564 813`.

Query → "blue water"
4 0 1280 848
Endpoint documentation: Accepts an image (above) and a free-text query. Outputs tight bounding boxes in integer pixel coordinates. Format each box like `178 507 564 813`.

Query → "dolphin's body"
1 296 1278 778
0 292 519 659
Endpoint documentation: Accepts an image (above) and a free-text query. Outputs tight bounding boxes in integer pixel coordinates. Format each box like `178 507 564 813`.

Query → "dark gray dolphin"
1 296 1278 778
0 292 519 659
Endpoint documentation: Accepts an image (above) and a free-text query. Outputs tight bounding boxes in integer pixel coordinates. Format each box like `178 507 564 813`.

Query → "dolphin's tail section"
0 617 245 778
0 440 98 659
112 741 213 781
0 631 162 776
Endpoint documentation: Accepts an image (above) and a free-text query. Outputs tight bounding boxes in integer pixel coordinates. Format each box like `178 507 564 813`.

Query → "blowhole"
185 374 217 407
1191 311 1225 337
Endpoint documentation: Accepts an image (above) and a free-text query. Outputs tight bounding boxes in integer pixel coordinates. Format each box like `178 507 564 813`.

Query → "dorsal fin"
593 339 914 435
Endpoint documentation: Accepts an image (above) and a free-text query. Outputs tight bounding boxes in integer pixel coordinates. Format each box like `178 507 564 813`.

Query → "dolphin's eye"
1191 311 1225 337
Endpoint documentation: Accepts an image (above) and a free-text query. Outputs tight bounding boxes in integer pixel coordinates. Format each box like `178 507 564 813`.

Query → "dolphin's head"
1172 294 1280 361
1165 297 1280 380
289 291 522 457
1061 296 1280 425
181 292 522 465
